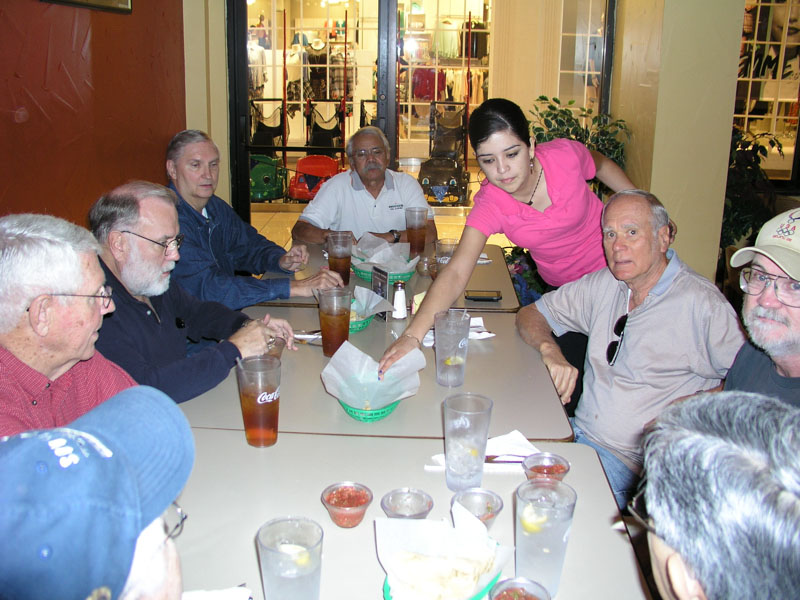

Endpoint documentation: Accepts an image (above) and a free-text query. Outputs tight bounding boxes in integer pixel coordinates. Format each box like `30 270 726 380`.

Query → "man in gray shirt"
516 190 744 507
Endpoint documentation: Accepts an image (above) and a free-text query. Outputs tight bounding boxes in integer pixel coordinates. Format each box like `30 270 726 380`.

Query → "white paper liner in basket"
321 342 426 411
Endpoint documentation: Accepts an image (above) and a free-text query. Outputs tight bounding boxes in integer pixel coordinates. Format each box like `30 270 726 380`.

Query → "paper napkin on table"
425 430 539 474
422 317 495 347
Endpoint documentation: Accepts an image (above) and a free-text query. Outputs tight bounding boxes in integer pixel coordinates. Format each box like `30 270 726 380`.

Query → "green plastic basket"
351 258 414 284
382 571 501 600
338 399 400 422
349 313 374 333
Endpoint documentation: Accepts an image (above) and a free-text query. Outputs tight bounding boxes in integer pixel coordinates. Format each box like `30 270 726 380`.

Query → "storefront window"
736 0 800 181
559 0 605 110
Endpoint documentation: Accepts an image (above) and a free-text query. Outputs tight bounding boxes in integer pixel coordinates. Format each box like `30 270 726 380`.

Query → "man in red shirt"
0 214 135 436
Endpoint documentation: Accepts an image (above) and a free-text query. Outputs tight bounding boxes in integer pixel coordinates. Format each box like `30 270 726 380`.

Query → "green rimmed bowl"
351 257 415 284
337 399 400 422
382 571 502 600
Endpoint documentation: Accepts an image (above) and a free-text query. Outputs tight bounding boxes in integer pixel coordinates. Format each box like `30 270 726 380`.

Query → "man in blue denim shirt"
167 130 342 310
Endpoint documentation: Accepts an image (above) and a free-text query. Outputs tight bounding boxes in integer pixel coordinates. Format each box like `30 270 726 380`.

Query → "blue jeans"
570 419 638 509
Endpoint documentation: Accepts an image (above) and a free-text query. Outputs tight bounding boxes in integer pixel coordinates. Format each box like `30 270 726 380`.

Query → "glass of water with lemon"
514 479 577 597
434 309 471 386
443 393 493 491
257 517 323 600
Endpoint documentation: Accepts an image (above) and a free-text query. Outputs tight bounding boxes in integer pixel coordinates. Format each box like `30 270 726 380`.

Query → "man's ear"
107 230 128 260
657 224 671 253
166 159 177 181
665 552 707 600
27 295 52 337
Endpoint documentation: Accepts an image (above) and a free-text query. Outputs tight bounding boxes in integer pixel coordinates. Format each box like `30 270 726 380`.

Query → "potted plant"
717 126 782 297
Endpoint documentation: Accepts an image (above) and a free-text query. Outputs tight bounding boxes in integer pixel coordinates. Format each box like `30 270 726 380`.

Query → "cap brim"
68 385 195 528
730 245 800 280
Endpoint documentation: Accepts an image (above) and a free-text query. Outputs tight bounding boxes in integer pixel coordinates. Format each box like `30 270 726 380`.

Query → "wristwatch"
390 229 401 243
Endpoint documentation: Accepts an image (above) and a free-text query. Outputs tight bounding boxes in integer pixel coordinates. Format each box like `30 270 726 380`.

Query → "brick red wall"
0 0 186 225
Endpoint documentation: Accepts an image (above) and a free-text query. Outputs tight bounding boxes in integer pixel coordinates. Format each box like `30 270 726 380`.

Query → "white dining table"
180 307 573 441
262 243 520 313
176 433 650 600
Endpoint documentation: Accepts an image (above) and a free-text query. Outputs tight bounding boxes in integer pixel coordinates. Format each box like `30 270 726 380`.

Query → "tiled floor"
251 210 511 250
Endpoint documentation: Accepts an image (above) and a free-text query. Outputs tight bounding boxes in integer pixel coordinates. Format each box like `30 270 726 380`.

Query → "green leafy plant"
721 126 782 249
529 95 631 196
716 126 782 292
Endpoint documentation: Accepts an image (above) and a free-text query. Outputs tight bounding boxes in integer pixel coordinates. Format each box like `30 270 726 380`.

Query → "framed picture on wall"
41 0 132 14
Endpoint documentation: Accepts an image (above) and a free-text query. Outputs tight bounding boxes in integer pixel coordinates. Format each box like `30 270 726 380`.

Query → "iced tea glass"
405 207 427 256
318 288 351 357
235 356 281 447
327 231 352 285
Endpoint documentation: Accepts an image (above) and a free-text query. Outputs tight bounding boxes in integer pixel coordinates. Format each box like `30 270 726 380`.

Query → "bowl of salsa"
450 487 504 530
522 452 570 481
489 577 551 600
321 481 373 528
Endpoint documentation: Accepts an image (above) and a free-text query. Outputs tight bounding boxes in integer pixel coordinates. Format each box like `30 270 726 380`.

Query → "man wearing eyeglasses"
291 126 437 244
726 208 800 406
637 391 800 600
0 385 195 600
0 214 136 436
516 190 744 508
90 181 295 403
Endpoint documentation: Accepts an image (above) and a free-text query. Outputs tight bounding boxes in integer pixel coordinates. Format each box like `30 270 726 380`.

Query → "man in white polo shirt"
291 126 438 244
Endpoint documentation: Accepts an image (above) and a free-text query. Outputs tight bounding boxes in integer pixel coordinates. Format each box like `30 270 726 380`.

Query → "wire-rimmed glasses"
121 230 184 255
50 285 113 309
740 266 800 308
606 313 628 366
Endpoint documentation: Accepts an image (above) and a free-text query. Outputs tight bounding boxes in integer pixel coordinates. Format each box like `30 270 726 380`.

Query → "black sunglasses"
606 313 628 366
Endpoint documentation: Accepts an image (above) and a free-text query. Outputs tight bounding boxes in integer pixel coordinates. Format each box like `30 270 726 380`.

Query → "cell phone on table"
464 289 502 301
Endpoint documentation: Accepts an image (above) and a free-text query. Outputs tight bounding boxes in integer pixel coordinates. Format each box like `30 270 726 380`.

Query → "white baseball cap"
730 208 800 280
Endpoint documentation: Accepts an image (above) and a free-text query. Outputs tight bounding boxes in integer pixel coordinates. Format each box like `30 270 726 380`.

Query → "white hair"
644 391 800 599
119 517 172 600
0 214 100 334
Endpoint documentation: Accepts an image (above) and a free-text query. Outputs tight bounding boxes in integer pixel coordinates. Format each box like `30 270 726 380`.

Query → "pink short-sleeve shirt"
465 138 606 287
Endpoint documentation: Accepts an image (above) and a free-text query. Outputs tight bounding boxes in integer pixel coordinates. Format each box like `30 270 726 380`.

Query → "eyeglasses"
627 486 658 537
351 147 386 159
163 501 187 541
121 230 184 255
740 266 800 308
606 313 628 366
50 285 113 309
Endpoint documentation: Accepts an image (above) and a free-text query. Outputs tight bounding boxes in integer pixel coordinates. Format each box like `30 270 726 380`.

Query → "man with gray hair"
166 129 342 310
725 208 800 406
291 125 437 244
516 190 744 507
637 391 800 600
90 181 295 403
0 214 135 436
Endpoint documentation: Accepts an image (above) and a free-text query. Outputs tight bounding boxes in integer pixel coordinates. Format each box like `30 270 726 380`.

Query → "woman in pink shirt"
379 98 634 373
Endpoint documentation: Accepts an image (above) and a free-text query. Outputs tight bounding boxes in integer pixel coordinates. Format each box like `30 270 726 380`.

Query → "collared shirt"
95 261 248 403
0 346 135 436
536 249 746 470
297 169 431 239
466 139 606 287
171 184 291 310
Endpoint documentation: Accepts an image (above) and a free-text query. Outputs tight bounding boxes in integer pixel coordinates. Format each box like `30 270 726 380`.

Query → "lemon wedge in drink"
444 356 464 366
520 505 548 534
278 543 311 566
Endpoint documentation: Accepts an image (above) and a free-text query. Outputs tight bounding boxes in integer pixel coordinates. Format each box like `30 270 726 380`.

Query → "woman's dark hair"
468 98 531 152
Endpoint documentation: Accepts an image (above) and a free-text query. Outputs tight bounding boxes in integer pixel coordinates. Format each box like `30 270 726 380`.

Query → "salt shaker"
392 281 408 319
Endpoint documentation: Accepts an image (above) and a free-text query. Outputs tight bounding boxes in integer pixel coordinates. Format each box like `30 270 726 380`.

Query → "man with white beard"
90 181 295 403
726 208 800 406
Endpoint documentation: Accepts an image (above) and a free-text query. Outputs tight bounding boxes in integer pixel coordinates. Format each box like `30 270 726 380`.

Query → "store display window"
736 0 800 181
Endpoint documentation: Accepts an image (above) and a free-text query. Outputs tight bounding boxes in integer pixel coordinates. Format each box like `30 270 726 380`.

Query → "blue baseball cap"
0 385 195 600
